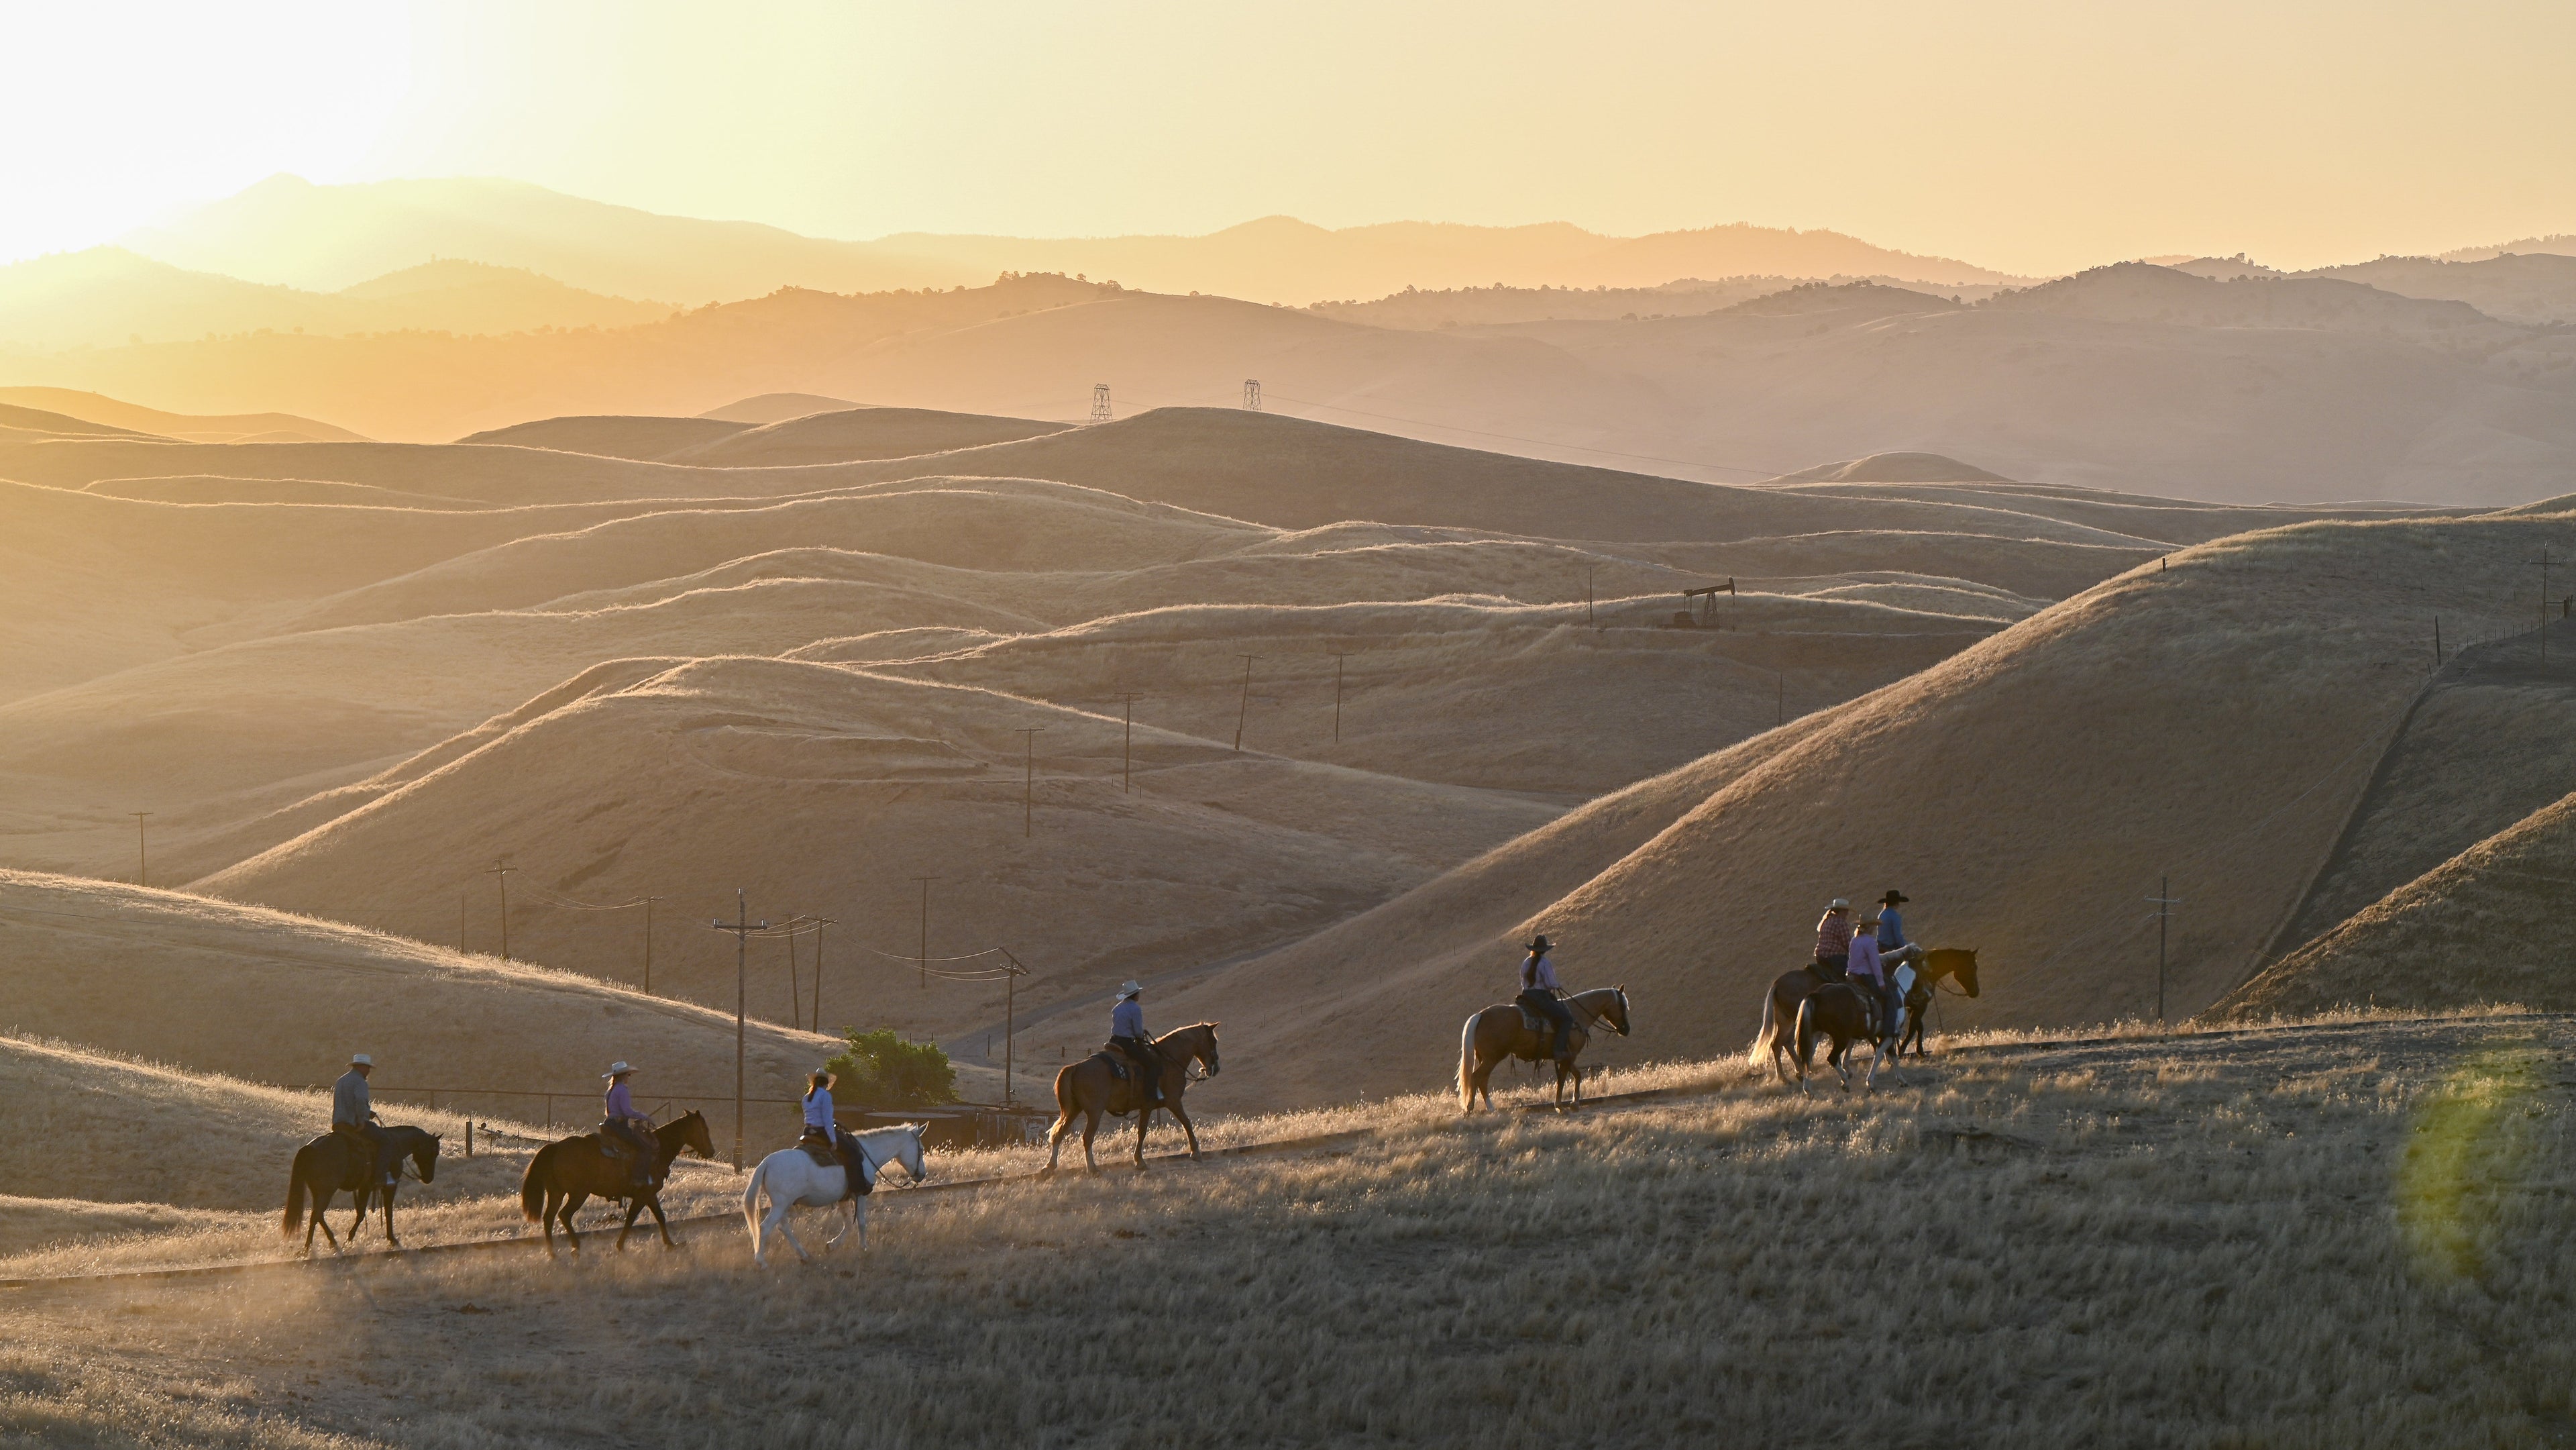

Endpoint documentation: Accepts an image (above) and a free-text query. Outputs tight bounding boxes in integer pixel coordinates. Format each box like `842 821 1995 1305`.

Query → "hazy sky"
9 0 2573 274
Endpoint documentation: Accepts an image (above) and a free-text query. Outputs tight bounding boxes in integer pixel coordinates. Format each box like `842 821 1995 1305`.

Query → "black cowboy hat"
1525 933 1552 953
1880 890 1909 905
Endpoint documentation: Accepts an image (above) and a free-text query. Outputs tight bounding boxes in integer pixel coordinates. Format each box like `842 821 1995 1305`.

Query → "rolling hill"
1155 509 2576 1110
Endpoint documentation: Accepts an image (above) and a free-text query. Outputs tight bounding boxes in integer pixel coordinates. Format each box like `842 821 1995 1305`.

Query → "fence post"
465 1119 474 1157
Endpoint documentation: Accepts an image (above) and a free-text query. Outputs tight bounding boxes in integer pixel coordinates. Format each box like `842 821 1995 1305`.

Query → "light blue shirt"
804 1088 835 1132
1112 997 1146 1039
1876 909 1908 951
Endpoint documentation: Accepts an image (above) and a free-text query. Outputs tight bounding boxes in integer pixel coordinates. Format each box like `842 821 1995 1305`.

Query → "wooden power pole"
708 890 768 1170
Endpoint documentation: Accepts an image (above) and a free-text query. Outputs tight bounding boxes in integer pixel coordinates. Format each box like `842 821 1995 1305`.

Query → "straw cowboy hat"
348 1053 372 1068
808 1068 837 1088
1525 934 1553 953
601 1061 638 1079
1828 898 1851 911
1118 980 1144 999
1880 889 1909 906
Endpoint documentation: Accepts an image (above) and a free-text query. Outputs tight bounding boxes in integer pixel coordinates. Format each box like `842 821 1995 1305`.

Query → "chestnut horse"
517 1110 715 1253
1457 986 1633 1112
1752 947 1978 1082
1042 1023 1222 1176
1788 966 1916 1094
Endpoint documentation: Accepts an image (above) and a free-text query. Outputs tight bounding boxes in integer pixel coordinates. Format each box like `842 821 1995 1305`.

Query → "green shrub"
822 1027 959 1108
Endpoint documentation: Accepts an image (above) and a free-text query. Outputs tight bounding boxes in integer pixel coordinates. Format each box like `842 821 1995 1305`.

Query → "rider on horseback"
801 1068 871 1194
331 1052 398 1187
1815 898 1854 980
1849 919 1900 1039
1876 890 1924 972
599 1062 654 1188
1518 934 1578 1065
1109 982 1165 1106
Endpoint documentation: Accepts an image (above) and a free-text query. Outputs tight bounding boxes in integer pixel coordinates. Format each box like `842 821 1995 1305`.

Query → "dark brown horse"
1893 947 1980 1059
282 1125 441 1254
1788 982 1892 1093
1753 947 1978 1080
517 1110 714 1253
1457 986 1633 1112
1041 1023 1221 1176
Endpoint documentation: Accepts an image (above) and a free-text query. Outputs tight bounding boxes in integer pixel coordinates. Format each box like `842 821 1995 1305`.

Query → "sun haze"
8 0 2575 271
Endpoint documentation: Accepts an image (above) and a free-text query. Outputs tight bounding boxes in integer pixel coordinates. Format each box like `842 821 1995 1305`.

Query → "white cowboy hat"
348 1053 373 1067
601 1061 637 1078
1118 980 1143 998
1829 898 1850 911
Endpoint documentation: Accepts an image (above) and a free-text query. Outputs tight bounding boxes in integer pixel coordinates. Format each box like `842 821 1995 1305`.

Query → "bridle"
1568 990 1630 1037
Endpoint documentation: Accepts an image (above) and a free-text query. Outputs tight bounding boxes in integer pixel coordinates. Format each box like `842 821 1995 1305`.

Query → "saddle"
1094 1043 1138 1081
798 1128 837 1168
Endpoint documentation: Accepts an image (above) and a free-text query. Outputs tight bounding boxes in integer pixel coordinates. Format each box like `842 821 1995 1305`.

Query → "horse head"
1949 949 1981 998
669 1110 716 1160
1609 987 1632 1037
409 1130 442 1185
892 1123 929 1183
1192 1023 1222 1076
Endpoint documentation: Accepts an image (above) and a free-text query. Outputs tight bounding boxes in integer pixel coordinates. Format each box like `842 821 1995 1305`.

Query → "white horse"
740 1122 928 1267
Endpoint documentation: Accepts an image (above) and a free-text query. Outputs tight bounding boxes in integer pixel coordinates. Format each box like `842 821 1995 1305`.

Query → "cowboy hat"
1118 980 1143 999
1880 889 1909 905
348 1053 372 1068
601 1061 637 1078
1525 933 1552 953
808 1068 837 1087
1828 898 1850 911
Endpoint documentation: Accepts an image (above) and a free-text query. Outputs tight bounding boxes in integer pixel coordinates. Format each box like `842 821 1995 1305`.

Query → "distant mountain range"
9 264 2571 506
117 174 2030 305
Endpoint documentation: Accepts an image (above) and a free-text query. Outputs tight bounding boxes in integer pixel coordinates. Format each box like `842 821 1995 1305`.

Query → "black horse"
282 1125 441 1253
517 1110 715 1253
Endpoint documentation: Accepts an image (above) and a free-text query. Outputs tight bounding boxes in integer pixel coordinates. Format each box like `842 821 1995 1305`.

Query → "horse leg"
769 1198 813 1264
539 1188 562 1257
616 1196 647 1251
560 1191 590 1253
380 1188 399 1249
648 1196 677 1249
1132 1102 1152 1170
1170 1101 1201 1160
1083 1109 1102 1175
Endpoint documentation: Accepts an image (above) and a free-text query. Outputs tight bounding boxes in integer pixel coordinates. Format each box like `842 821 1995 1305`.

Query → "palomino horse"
1457 986 1633 1112
1893 947 1980 1059
1752 947 1978 1081
1786 964 1916 1094
741 1122 928 1267
516 1110 715 1254
282 1125 441 1253
1042 1023 1222 1176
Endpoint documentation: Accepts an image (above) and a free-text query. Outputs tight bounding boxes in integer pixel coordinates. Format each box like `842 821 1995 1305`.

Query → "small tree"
823 1028 959 1108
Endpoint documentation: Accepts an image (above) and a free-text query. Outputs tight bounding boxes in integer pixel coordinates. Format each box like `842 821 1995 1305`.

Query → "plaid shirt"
1816 912 1854 958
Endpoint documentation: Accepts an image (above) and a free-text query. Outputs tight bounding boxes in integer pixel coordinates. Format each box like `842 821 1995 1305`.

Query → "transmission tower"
1243 378 1262 411
1088 383 1112 425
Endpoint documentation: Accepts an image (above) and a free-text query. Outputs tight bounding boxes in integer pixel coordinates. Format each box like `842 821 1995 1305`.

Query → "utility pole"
997 947 1032 1108
2532 550 2557 662
810 915 839 1034
1233 654 1262 753
708 890 768 1170
128 812 151 888
2434 615 2443 670
910 876 938 990
484 858 517 961
1118 693 1142 792
1014 727 1046 837
2147 878 2180 1023
784 916 803 1027
1089 383 1112 425
1242 378 1261 411
1585 566 1596 627
459 892 468 953
1775 671 1784 727
1328 653 1347 743
641 894 663 994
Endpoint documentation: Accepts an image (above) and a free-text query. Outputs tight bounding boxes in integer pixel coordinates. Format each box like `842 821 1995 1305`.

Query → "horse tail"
281 1149 307 1238
519 1144 551 1223
1748 992 1777 1071
739 1157 767 1237
1458 1011 1479 1112
1792 993 1817 1070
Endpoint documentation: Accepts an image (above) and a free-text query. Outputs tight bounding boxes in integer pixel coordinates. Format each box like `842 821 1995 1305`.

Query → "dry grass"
0 1013 2567 1447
